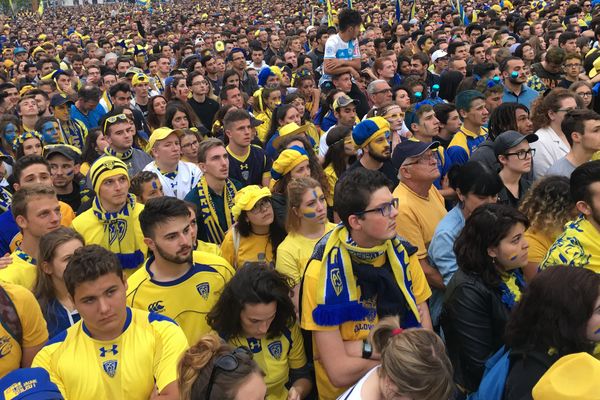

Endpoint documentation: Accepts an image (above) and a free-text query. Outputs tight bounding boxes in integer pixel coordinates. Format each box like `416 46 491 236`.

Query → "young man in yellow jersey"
300 168 431 399
447 90 490 166
542 160 600 273
71 156 146 275
0 155 75 255
33 245 188 399
127 196 235 345
0 282 48 378
0 186 61 289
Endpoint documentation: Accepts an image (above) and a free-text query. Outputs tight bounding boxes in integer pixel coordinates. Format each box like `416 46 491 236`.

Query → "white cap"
431 50 448 63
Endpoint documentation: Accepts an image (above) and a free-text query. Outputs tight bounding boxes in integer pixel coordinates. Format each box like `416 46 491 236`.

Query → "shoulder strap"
282 327 293 355
233 226 241 269
0 285 22 346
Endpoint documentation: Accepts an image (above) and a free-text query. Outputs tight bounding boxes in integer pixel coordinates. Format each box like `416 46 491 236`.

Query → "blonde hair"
178 333 263 400
370 317 454 400
285 176 321 233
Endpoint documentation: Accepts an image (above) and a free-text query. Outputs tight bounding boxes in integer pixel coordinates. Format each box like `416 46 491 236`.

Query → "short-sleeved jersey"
541 216 600 273
0 282 48 378
227 144 271 187
32 307 188 399
227 323 307 400
320 34 360 84
0 251 37 290
301 250 431 399
126 251 234 345
220 229 273 270
393 183 447 259
446 125 488 166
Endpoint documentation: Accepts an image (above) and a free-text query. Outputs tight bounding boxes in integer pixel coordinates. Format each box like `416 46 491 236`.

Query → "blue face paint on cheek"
65 170 74 176
151 180 158 190
595 326 600 335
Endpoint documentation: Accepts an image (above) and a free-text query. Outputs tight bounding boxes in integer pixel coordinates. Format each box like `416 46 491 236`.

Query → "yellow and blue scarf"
0 186 12 214
105 146 134 161
312 224 421 328
499 270 525 310
196 176 237 244
92 193 144 270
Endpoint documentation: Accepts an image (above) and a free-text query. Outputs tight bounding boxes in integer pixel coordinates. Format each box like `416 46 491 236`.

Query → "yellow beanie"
89 156 129 194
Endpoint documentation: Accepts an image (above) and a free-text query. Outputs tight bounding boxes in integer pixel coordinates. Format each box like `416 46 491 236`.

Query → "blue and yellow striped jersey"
446 125 488 166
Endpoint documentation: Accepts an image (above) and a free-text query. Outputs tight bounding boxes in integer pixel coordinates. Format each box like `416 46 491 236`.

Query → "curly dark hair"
454 203 529 288
207 263 296 340
505 266 599 356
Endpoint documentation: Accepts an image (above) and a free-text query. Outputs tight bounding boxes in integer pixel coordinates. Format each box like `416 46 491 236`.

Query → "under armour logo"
240 164 249 170
99 344 118 357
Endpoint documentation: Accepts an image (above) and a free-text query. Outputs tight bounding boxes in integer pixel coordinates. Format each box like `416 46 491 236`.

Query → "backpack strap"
0 284 22 346
282 327 293 356
232 226 240 269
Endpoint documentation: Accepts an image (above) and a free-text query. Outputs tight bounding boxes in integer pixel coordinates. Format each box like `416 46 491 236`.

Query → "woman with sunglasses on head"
178 333 267 400
220 186 286 270
442 203 529 396
276 177 336 310
207 263 312 400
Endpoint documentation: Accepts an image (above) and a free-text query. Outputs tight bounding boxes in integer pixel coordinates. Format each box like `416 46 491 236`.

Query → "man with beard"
541 160 600 273
127 196 234 345
392 140 447 290
346 116 398 187
501 57 539 109
45 145 91 212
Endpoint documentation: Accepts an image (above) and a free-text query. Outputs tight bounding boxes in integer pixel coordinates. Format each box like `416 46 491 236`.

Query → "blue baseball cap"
392 139 440 169
13 47 26 55
0 368 64 399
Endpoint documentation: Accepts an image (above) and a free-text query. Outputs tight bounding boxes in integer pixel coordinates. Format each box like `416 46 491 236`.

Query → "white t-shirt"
337 366 380 400
320 34 360 85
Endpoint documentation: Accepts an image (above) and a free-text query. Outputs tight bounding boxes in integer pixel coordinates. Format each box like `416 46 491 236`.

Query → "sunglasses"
205 347 253 400
103 113 128 133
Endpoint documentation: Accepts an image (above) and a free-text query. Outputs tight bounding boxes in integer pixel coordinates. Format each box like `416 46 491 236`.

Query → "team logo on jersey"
107 220 127 245
241 170 250 181
330 267 343 296
247 338 262 353
148 301 165 313
99 344 119 357
103 360 118 377
267 341 282 360
196 282 210 300
0 336 13 358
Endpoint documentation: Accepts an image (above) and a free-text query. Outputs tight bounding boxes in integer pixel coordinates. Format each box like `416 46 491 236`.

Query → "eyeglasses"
577 92 593 98
557 107 576 113
205 347 253 400
504 148 536 160
355 198 399 217
403 152 438 166
385 113 405 119
103 113 128 133
564 63 582 68
181 139 199 149
373 88 392 95
249 197 272 213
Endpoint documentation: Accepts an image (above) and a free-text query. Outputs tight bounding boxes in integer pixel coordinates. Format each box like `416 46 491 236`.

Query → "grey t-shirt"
546 157 576 178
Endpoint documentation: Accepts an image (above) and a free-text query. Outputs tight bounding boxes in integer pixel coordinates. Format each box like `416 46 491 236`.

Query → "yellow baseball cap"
231 185 271 220
145 127 184 153
131 73 150 86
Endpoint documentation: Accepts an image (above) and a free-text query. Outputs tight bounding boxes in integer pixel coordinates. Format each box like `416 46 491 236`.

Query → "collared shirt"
446 124 488 166
530 126 570 179
502 84 539 110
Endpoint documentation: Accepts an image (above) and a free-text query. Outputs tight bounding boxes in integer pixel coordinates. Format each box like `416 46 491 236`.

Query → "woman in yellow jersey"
178 333 267 400
207 263 312 400
147 95 168 132
276 177 336 310
221 186 286 269
322 126 356 213
79 128 109 176
254 87 282 143
518 176 576 281
338 317 454 400
34 227 84 339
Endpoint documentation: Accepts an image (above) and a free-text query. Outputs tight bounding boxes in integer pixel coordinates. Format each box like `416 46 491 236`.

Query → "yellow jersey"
220 229 273 269
228 323 307 400
32 307 188 399
0 250 37 290
0 282 48 378
127 251 235 345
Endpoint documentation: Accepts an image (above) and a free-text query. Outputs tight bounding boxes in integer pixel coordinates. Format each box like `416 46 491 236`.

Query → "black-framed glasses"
373 88 392 95
403 152 438 166
103 113 128 133
205 346 253 400
504 148 536 160
249 197 272 213
355 198 399 217
556 107 576 113
577 92 593 98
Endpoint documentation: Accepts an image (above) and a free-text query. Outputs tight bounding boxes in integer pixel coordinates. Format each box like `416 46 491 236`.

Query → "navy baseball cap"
0 368 64 399
392 139 440 169
49 94 73 108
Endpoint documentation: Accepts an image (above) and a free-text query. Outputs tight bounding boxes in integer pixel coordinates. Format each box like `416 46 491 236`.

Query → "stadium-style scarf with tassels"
312 224 421 328
196 176 237 244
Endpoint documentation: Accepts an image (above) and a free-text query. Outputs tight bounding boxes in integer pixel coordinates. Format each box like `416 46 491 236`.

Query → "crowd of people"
2 0 600 398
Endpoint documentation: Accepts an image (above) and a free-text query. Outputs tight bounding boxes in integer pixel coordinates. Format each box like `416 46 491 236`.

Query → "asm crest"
107 220 127 245
103 360 118 377
267 341 282 360
196 282 210 300
330 267 343 296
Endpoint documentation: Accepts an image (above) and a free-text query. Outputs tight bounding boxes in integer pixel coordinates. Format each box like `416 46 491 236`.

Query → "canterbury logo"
148 301 165 313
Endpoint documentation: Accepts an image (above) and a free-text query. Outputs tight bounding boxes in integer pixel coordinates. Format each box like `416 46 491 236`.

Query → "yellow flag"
37 0 44 15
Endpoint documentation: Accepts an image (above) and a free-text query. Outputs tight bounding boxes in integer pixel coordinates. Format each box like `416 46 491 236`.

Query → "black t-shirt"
345 159 399 188
531 63 563 90
188 97 220 131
